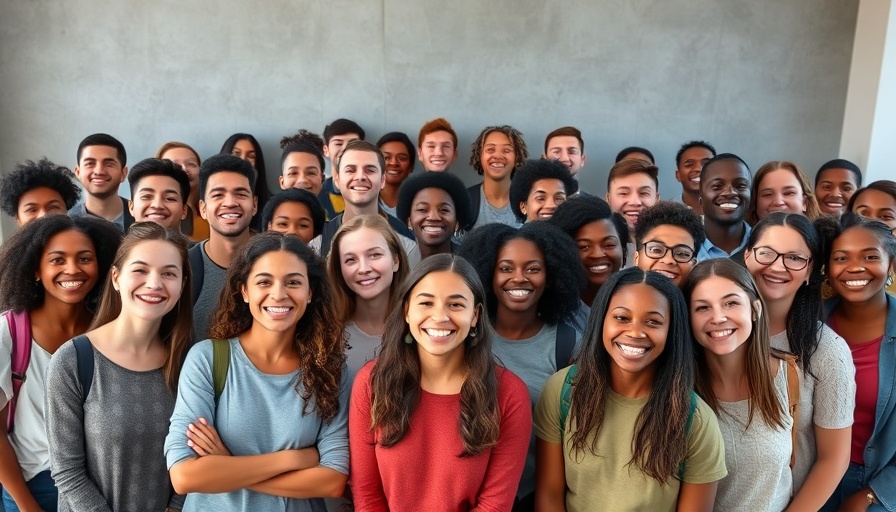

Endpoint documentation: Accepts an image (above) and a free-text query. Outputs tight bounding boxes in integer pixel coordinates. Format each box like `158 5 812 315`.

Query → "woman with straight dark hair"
46 222 193 511
743 212 854 508
349 254 531 511
220 133 272 231
535 267 726 512
0 215 120 512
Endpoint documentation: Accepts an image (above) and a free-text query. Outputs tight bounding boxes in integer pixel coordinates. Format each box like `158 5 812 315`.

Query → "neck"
703 219 745 254
205 231 251 267
418 346 467 394
482 178 510 205
242 323 297 361
581 284 599 308
418 240 453 259
609 364 655 399
102 314 163 352
380 184 399 208
765 295 795 335
703 346 748 397
343 202 380 222
836 292 888 324
85 194 122 221
33 298 91 332
681 191 702 214
352 293 390 335
495 307 543 340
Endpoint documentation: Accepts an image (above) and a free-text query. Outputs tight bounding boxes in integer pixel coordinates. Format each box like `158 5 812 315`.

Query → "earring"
243 297 249 303
404 333 414 344
888 274 894 286
820 265 826 277
469 325 478 338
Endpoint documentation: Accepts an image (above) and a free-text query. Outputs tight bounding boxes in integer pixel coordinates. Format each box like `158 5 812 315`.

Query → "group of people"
0 116 893 512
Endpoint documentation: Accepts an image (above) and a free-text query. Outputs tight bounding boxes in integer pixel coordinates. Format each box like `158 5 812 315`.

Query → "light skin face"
323 133 362 165
418 131 457 172
410 188 457 248
481 132 516 182
689 275 759 357
16 187 67 225
267 201 315 244
633 225 697 287
110 240 184 321
602 283 669 377
160 147 200 196
75 145 127 199
128 175 187 229
675 146 714 194
241 250 311 333
405 270 479 362
520 178 567 221
37 229 99 306
380 141 413 186
755 169 807 220
543 136 586 176
815 168 858 216
828 228 893 303
606 174 659 230
230 139 257 168
700 160 751 226
279 151 323 195
199 171 257 238
744 225 812 304
493 239 546 316
334 149 384 208
576 219 624 287
338 227 399 302
852 189 896 231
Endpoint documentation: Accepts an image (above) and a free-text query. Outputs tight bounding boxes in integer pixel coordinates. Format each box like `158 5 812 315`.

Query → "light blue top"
696 222 751 262
165 338 349 512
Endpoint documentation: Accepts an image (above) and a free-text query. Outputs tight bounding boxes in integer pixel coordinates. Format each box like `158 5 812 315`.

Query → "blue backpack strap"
72 335 95 402
554 320 577 370
559 364 578 436
677 390 699 479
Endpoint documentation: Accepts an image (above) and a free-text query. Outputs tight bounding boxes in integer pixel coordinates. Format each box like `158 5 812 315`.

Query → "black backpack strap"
319 214 343 259
555 320 577 370
72 335 95 402
467 183 482 227
188 242 205 306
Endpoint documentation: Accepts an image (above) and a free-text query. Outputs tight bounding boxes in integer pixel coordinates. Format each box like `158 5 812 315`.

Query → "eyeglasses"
640 241 695 263
750 246 811 271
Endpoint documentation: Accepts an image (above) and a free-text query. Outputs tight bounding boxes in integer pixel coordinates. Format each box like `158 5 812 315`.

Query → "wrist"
866 487 878 505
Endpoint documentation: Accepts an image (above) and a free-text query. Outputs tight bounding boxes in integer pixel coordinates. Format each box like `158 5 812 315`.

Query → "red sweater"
349 361 531 512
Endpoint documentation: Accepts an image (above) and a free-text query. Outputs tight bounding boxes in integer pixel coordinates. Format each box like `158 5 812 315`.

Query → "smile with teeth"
762 274 789 284
718 203 739 211
421 226 445 234
708 329 734 339
506 289 532 298
357 277 379 286
136 294 165 304
264 306 292 315
589 264 610 273
616 343 648 356
219 213 241 219
424 328 455 338
58 280 85 289
844 279 870 287
654 270 678 279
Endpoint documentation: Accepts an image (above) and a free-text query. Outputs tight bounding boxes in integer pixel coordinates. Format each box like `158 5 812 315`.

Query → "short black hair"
674 141 716 167
700 152 751 181
815 159 862 187
615 146 654 164
396 171 473 230
127 158 191 202
376 132 416 170
261 188 326 238
458 221 584 325
634 201 705 250
509 159 579 221
0 158 81 217
548 194 630 265
324 118 365 143
198 154 257 199
280 143 326 174
77 133 127 166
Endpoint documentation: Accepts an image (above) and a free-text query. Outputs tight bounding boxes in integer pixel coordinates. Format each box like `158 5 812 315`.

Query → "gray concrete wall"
0 0 857 238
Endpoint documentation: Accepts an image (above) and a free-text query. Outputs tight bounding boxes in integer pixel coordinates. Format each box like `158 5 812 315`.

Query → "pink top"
847 335 882 464
349 360 532 512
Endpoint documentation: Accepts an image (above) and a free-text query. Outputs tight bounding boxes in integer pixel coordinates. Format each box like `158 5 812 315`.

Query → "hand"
838 488 872 512
186 417 231 457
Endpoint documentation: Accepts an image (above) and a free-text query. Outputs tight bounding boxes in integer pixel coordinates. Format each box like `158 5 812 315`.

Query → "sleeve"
680 397 728 484
533 369 566 444
164 340 217 469
0 315 14 406
314 364 350 475
812 325 856 429
472 368 533 512
44 341 113 511
348 361 389 512
308 236 322 255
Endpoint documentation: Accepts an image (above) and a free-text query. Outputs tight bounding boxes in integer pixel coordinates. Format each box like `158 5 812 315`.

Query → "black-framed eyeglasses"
640 241 695 263
750 246 811 271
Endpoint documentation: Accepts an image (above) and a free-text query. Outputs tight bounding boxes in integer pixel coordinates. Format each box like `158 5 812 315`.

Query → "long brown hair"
682 259 786 429
89 222 193 392
746 161 822 225
208 232 345 421
369 254 500 456
326 214 409 324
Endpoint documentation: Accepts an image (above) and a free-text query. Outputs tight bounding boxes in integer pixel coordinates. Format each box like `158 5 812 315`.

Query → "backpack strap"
319 214 343 259
554 321 577 370
188 243 205 307
6 310 32 434
676 390 699 480
71 335 95 401
770 348 800 468
558 364 578 437
211 339 230 406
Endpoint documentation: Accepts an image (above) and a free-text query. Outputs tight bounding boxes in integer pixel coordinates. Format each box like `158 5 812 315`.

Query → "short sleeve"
164 340 216 469
811 324 856 429
680 397 728 484
314 364 350 475
533 368 568 444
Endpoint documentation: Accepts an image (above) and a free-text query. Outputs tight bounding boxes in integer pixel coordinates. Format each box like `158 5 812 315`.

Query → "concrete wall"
0 0 857 238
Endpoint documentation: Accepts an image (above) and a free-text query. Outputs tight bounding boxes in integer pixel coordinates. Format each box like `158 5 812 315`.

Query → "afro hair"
396 171 474 230
261 188 326 238
0 158 81 217
509 159 579 221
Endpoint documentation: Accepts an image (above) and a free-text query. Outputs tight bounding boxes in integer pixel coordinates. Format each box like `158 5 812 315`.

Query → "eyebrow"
138 186 181 195
209 185 251 194
253 272 306 279
414 292 469 300
23 198 63 206
47 249 94 256
129 260 180 270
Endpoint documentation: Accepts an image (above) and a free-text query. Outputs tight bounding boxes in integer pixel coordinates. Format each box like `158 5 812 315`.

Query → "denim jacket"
826 294 896 510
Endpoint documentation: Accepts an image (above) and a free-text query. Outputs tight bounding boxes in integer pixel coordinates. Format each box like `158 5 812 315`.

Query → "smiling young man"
417 118 459 173
543 127 587 192
509 159 578 223
814 159 862 217
674 141 716 215
633 201 705 288
377 132 416 217
317 118 365 219
188 154 257 341
696 153 753 262
606 158 660 248
69 133 134 231
127 158 190 232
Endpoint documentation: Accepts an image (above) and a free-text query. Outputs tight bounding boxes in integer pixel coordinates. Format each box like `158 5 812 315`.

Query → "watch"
867 489 878 504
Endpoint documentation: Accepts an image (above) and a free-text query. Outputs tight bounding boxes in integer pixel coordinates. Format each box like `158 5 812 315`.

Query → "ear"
252 195 258 216
633 250 640 267
179 205 188 221
119 166 128 184
279 175 286 190
392 254 400 273
605 192 610 203
332 170 342 193
198 199 208 220
128 200 135 217
417 147 425 161
472 303 481 328
15 216 24 227
403 300 410 323
240 284 249 304
111 266 121 292
519 202 528 216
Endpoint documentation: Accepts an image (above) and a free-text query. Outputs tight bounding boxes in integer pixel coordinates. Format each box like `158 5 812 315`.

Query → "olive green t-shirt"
534 367 727 512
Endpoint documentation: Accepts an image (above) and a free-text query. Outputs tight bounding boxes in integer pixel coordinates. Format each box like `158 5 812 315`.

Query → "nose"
627 323 646 338
425 207 440 221
659 250 676 265
769 254 788 271
429 303 450 322
511 268 527 283
145 270 163 290
270 280 288 299
710 306 728 324
358 257 372 274
545 197 558 210
149 195 164 209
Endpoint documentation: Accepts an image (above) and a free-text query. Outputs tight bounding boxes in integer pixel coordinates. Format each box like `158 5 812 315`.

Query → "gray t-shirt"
343 321 381 386
192 241 228 342
472 187 521 230
46 339 176 512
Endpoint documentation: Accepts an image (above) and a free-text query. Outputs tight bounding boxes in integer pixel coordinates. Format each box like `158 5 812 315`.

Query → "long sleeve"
349 362 389 512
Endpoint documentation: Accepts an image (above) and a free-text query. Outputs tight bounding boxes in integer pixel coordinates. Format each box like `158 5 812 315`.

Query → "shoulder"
691 394 720 432
46 339 80 383
183 339 216 368
815 322 851 360
496 366 528 396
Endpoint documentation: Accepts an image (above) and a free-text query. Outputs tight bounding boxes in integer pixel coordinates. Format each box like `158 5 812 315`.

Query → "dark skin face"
700 159 751 226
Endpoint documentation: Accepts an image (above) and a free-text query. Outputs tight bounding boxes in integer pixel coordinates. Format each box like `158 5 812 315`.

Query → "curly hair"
280 129 325 152
395 171 473 230
0 215 122 313
674 141 716 167
0 158 81 217
458 222 584 325
745 161 821 225
207 232 345 422
469 126 528 177
261 188 326 239
548 195 630 265
509 159 578 221
634 201 706 251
